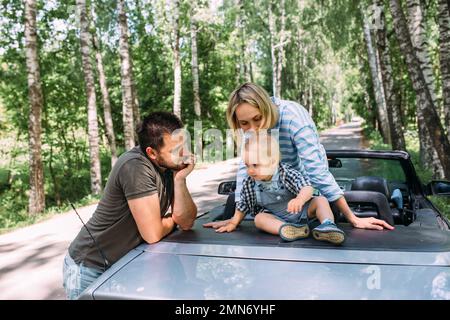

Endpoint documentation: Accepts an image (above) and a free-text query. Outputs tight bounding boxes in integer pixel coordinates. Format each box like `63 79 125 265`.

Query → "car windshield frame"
325 150 424 196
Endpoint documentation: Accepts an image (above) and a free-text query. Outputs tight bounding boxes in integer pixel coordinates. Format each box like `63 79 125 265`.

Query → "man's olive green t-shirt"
69 146 174 270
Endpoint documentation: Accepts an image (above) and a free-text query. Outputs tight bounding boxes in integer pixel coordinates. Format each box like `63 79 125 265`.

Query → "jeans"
62 253 103 300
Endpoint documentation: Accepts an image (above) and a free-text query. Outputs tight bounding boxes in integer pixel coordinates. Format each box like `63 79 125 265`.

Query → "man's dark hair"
137 112 183 154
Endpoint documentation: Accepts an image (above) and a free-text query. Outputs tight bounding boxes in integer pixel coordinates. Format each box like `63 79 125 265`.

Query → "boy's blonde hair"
226 82 279 131
243 131 281 172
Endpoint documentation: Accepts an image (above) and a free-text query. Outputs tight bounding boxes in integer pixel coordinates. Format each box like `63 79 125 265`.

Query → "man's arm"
172 176 197 230
171 154 197 230
128 194 176 244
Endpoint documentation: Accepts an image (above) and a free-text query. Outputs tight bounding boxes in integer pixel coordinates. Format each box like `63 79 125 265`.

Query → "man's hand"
287 197 304 214
174 154 195 181
351 216 394 230
215 221 238 233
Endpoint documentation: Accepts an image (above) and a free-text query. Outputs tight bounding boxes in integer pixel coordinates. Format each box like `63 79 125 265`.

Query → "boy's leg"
308 196 345 245
307 196 335 223
254 212 284 235
254 212 310 242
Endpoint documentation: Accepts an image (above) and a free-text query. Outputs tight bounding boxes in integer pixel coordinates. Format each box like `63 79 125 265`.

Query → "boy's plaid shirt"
236 162 312 216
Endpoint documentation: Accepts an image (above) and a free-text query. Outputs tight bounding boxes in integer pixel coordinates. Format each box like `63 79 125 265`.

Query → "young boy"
216 132 345 244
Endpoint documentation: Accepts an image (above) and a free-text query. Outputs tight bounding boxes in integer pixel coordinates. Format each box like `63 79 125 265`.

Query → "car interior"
162 155 450 251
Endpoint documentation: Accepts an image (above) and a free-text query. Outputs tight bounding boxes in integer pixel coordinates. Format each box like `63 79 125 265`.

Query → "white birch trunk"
118 0 135 150
362 8 391 144
190 5 201 118
172 0 182 118
25 0 45 214
438 0 450 142
92 29 118 166
76 0 102 194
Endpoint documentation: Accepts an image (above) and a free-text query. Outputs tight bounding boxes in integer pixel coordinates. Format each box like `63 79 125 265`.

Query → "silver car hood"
82 241 450 300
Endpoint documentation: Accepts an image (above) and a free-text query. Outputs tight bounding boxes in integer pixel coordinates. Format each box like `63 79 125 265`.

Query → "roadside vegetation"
365 124 450 219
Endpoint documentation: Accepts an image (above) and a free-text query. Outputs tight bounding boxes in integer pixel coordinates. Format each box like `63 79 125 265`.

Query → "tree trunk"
374 0 406 150
405 0 442 168
235 0 245 83
172 0 182 118
190 4 201 118
268 0 278 97
308 83 313 117
362 8 391 144
91 27 118 166
76 0 102 194
438 0 450 142
132 0 142 127
276 0 286 98
118 0 135 150
405 0 439 106
24 0 45 214
390 0 450 179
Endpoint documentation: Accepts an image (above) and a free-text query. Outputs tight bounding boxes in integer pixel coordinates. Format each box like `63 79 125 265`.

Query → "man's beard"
154 154 188 171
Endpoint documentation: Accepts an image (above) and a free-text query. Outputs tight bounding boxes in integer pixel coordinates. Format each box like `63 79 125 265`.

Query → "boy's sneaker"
312 219 345 245
279 223 310 242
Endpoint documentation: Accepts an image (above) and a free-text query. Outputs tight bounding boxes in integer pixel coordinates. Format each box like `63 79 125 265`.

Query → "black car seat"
349 176 399 224
351 176 390 198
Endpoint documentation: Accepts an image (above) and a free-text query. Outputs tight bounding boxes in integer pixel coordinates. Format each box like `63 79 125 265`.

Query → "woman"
203 82 394 231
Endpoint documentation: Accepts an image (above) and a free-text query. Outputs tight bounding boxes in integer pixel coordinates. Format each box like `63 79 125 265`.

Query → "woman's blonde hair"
226 82 278 131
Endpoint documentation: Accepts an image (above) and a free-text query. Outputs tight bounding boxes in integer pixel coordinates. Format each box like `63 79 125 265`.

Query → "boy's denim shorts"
268 200 319 227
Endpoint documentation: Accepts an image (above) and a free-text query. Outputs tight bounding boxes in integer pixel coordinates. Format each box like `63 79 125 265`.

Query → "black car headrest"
351 176 390 198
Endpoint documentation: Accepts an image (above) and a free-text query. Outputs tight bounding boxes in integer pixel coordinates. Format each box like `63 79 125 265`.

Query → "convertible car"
79 150 450 300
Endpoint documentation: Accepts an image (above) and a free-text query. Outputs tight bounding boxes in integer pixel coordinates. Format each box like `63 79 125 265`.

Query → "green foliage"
2 0 447 230
366 128 450 219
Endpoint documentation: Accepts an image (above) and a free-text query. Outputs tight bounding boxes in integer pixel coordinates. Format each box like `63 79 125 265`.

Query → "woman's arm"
287 104 393 230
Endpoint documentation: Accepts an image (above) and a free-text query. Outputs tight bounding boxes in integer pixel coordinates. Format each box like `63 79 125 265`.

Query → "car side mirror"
426 180 450 196
328 158 342 168
218 181 236 195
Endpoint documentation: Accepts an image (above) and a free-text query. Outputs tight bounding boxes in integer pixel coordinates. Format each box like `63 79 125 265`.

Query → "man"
63 112 197 300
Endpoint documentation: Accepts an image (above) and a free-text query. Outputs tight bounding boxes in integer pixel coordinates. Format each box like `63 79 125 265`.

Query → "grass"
0 148 114 233
0 194 100 235
364 125 450 219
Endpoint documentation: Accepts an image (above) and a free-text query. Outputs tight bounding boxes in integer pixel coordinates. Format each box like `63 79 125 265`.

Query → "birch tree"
190 3 201 118
276 0 286 97
390 0 450 179
405 0 442 167
118 0 136 150
373 0 406 150
76 0 102 194
171 0 182 118
24 0 45 214
438 0 450 142
91 7 117 166
362 7 391 144
268 0 278 97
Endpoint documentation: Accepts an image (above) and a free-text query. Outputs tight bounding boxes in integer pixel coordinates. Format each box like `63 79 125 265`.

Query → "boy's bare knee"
254 214 263 227
314 196 328 205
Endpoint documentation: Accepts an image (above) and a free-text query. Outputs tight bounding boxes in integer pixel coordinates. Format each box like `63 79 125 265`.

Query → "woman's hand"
215 222 238 233
351 216 394 230
287 198 304 214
